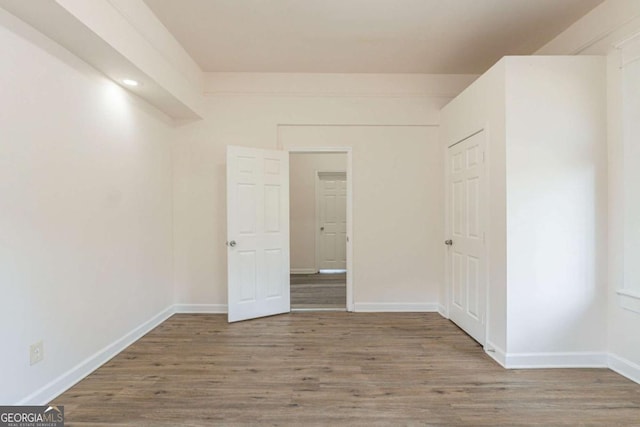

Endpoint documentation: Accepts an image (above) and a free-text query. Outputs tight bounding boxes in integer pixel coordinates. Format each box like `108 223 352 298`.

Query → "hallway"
290 273 346 310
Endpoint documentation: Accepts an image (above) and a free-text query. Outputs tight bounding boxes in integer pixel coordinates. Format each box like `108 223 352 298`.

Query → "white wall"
0 9 174 404
290 153 346 272
621 44 640 302
172 73 476 309
537 0 640 383
504 56 607 357
281 126 442 309
608 47 640 379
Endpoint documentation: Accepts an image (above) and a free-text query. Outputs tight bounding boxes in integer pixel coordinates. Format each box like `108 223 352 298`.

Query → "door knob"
444 240 453 246
320 227 325 231
227 240 236 247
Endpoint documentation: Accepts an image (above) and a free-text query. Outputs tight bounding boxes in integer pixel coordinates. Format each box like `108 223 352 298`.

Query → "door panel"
447 131 486 344
227 146 290 322
452 252 463 308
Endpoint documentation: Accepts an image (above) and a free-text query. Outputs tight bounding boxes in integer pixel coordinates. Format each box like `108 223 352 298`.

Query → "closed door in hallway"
317 172 347 272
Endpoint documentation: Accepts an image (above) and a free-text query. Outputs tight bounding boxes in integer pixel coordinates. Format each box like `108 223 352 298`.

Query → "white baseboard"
437 304 448 318
18 305 174 405
484 341 507 367
608 353 640 385
353 303 440 312
290 268 317 275
504 351 608 369
173 304 227 314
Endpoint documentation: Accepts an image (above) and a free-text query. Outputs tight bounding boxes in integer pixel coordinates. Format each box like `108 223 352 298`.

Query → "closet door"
446 131 487 344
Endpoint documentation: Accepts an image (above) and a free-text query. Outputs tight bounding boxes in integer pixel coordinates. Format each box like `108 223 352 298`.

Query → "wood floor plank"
52 313 640 426
290 273 346 309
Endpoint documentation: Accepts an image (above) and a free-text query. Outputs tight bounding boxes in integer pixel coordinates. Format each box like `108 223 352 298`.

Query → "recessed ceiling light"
122 79 139 87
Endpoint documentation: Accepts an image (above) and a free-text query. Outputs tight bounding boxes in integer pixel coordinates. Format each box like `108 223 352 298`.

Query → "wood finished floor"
290 273 346 310
53 313 640 426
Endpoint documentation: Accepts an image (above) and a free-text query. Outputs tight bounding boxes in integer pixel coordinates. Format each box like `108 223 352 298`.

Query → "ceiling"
144 0 603 74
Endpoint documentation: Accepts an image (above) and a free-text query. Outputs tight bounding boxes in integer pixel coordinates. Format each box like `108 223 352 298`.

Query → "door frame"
444 126 490 347
315 171 348 273
288 147 354 312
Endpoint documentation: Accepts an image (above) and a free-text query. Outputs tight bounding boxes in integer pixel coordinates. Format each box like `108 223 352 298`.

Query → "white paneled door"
317 172 347 271
447 131 486 344
227 146 290 322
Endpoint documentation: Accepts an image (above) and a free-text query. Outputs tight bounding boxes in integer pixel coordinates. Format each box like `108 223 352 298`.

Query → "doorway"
289 151 350 310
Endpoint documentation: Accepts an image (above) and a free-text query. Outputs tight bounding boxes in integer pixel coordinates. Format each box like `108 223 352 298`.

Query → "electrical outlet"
30 341 44 365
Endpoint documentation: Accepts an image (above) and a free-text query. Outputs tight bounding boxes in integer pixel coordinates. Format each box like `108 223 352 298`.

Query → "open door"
227 146 290 322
